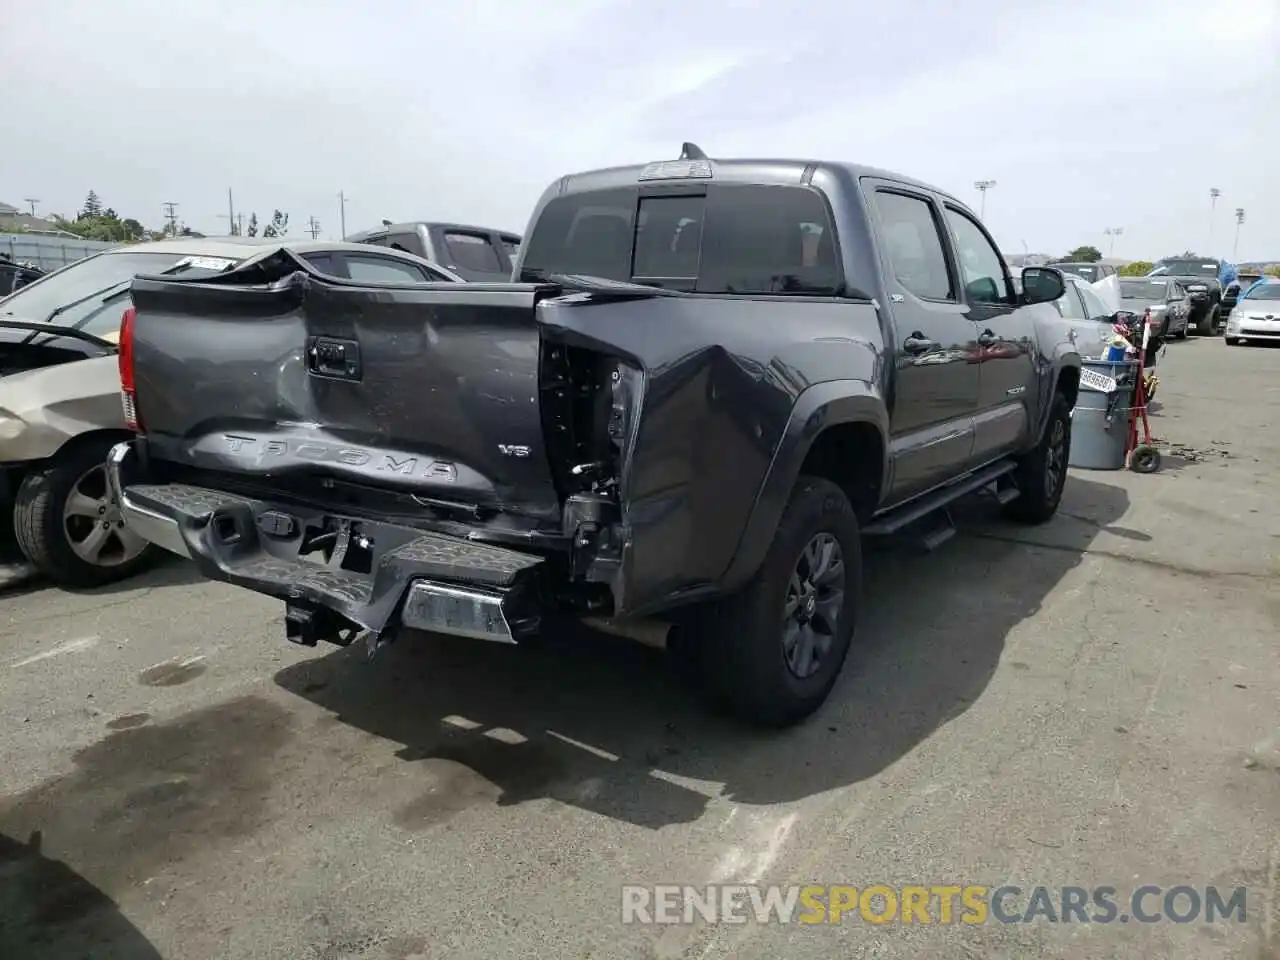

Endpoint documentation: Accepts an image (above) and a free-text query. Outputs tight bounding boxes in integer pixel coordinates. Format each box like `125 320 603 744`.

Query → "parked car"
107 144 1079 727
1048 271 1127 356
1147 257 1224 335
0 256 45 296
1224 280 1280 346
1117 276 1191 339
0 237 462 588
347 221 522 282
1048 261 1116 283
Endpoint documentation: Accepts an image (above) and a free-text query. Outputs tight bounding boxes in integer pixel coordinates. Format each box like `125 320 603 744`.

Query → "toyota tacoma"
1148 257 1224 335
105 144 1080 726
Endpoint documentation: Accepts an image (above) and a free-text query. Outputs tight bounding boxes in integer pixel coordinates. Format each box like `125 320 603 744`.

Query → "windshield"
0 250 240 337
1056 263 1099 281
1119 279 1170 300
1152 260 1218 278
1242 282 1280 301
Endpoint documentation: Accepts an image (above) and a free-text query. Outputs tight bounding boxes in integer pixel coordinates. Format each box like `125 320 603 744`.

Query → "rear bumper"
106 441 547 644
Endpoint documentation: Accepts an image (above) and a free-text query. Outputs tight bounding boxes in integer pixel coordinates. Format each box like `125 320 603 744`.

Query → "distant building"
0 200 78 237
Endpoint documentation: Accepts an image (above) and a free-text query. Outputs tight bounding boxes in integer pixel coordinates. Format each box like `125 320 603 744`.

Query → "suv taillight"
118 306 141 431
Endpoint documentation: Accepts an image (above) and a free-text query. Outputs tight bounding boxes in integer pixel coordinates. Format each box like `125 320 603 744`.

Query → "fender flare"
1035 350 1081 444
718 379 888 593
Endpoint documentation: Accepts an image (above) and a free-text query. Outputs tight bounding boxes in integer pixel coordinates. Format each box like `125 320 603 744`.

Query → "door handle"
977 329 998 346
903 334 937 355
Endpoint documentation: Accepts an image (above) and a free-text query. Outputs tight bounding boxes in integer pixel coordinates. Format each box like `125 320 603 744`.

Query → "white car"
1224 280 1280 346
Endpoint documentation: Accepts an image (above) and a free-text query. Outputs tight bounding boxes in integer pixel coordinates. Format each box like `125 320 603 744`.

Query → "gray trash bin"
1068 359 1138 470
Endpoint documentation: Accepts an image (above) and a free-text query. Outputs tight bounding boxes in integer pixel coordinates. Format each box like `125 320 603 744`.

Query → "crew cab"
346 221 521 282
106 144 1079 726
1148 257 1225 335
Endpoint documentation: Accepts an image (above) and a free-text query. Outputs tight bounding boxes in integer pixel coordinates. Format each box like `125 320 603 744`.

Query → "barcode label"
1080 368 1118 393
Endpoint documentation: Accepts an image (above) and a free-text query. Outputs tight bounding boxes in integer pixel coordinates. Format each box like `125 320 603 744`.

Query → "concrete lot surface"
1 336 1277 959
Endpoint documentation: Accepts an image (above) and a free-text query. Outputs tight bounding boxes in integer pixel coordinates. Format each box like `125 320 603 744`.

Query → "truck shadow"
0 830 163 960
274 475 1130 831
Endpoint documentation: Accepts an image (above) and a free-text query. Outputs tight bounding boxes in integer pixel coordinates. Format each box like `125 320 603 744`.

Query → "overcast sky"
3 0 1278 261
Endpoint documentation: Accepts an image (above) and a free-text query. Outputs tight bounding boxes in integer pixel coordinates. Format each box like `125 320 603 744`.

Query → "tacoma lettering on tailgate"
221 434 458 481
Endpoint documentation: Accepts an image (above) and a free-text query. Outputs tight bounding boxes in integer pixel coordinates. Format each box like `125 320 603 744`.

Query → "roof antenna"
680 142 708 161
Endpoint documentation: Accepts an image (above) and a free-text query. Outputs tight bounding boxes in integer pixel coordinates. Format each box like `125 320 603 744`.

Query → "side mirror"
1021 267 1065 304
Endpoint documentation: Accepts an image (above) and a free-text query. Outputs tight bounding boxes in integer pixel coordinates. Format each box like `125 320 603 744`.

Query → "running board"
864 460 1018 536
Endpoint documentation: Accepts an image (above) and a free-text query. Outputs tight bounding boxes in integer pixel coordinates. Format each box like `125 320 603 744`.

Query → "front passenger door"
941 205 1036 464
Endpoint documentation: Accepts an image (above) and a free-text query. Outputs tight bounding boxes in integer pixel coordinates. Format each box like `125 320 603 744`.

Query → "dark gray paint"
123 156 1078 621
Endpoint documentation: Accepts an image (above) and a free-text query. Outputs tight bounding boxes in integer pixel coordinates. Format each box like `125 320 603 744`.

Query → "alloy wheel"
781 533 845 679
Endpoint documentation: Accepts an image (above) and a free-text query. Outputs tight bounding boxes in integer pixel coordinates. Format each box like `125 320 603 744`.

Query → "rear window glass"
444 232 505 274
501 237 521 267
520 184 842 295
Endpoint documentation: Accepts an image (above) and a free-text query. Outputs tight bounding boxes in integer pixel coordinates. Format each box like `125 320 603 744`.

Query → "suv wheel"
678 476 861 727
1003 391 1071 525
1198 305 1220 336
13 439 156 588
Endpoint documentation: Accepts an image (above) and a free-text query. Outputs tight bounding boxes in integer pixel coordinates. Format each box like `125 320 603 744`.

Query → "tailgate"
128 250 563 521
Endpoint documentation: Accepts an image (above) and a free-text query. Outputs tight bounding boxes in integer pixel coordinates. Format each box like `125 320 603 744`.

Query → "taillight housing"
118 305 141 431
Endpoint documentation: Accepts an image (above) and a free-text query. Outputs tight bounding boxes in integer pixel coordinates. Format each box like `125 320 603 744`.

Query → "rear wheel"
1003 391 1071 525
13 439 156 588
677 476 860 727
1225 337 1241 346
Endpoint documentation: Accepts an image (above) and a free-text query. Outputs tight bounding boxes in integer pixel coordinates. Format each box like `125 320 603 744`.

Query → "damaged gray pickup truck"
107 144 1080 726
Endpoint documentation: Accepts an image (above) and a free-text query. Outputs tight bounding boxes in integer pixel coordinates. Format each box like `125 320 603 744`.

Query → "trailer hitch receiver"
285 602 362 647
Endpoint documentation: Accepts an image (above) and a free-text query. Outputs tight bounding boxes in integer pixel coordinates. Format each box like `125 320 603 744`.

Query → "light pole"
1104 226 1124 258
338 191 350 240
1208 187 1221 252
974 179 997 219
1233 208 1245 259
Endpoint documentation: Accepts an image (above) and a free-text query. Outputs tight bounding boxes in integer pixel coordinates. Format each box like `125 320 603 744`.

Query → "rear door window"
344 254 432 284
444 232 505 274
869 191 954 301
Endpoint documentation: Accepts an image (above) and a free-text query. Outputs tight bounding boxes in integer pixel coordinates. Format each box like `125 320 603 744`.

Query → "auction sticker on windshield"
173 256 238 270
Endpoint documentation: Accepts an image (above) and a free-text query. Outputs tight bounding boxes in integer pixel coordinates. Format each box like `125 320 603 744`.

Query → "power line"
307 216 322 240
162 201 180 236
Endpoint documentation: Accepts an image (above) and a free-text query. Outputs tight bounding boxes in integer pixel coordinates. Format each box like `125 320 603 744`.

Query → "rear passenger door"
940 204 1036 465
863 180 980 504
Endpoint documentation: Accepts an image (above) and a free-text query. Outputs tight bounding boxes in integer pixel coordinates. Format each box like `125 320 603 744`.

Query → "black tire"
1003 391 1071 525
1198 305 1219 336
677 476 861 728
1127 445 1161 474
13 439 156 588
1175 323 1188 340
1225 337 1240 346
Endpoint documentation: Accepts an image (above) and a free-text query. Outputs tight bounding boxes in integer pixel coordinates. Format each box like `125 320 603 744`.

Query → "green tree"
1119 261 1154 277
1064 245 1103 263
80 190 103 219
1264 265 1280 278
262 209 289 239
246 212 259 237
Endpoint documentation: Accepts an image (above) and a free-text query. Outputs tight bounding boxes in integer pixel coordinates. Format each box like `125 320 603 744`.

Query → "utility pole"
227 188 236 235
162 201 180 236
1233 208 1245 259
22 198 39 217
1208 187 1221 252
1104 226 1124 257
974 179 997 220
307 216 322 240
337 191 350 240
